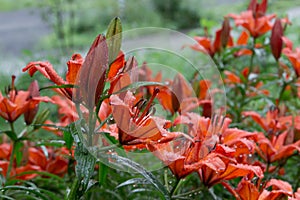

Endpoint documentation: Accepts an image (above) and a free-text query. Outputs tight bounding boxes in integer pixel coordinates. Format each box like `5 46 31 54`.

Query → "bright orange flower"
233 31 253 57
28 147 69 177
232 178 294 200
110 90 182 147
221 128 258 163
243 108 295 134
22 55 81 100
23 34 110 109
149 113 233 179
0 76 52 122
283 47 300 77
255 131 300 163
190 18 233 57
228 10 275 38
198 144 263 187
15 164 41 180
247 0 268 18
0 160 10 177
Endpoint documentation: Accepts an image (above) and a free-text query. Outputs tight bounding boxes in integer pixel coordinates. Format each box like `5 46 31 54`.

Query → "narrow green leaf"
110 154 170 200
15 141 24 166
39 84 78 91
128 188 154 196
63 128 74 149
106 17 122 64
1 186 49 200
0 195 15 200
0 131 17 141
98 162 108 186
116 178 150 189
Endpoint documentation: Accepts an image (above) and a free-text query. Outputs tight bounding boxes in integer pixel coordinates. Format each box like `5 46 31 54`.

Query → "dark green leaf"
39 84 78 91
98 162 108 186
128 188 154 196
110 154 170 200
116 178 151 189
15 142 24 166
0 131 17 141
1 186 49 200
63 128 74 149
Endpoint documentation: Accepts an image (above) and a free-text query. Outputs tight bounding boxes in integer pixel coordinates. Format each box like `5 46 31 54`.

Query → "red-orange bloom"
198 145 263 188
243 109 300 162
110 90 182 147
247 0 268 18
228 10 275 38
28 147 69 177
191 19 233 57
0 76 52 122
22 54 82 100
283 47 300 77
232 178 294 200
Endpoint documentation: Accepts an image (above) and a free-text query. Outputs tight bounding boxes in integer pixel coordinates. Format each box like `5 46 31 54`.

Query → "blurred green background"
0 0 299 86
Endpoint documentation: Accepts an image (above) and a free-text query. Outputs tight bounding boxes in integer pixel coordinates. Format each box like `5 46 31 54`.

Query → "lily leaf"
116 178 151 189
39 84 78 91
110 154 170 200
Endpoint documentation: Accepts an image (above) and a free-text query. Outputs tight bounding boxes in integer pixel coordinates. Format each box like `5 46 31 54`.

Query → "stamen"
135 88 160 124
11 75 16 91
9 75 17 101
132 99 147 121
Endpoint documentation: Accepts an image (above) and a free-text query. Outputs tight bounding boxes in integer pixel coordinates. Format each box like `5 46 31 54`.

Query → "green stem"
75 103 83 120
6 141 15 180
278 82 287 104
248 38 256 78
164 169 169 191
170 179 183 197
88 109 96 147
66 177 80 200
9 122 15 135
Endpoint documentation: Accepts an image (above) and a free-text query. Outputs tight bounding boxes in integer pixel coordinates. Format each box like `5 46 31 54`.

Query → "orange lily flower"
247 0 268 18
22 54 82 100
198 144 263 188
15 164 41 180
255 131 300 163
283 47 300 77
243 108 298 134
0 76 52 122
28 147 69 177
233 31 253 57
221 128 258 163
230 178 294 200
110 90 182 147
228 10 275 38
148 112 231 179
191 18 233 57
23 34 110 109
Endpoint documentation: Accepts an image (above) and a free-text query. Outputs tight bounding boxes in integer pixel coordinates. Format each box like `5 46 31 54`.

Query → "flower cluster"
1 1 300 199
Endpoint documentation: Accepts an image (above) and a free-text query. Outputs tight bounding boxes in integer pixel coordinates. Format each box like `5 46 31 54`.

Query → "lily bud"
24 81 40 125
78 34 109 109
220 17 230 49
271 18 283 61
